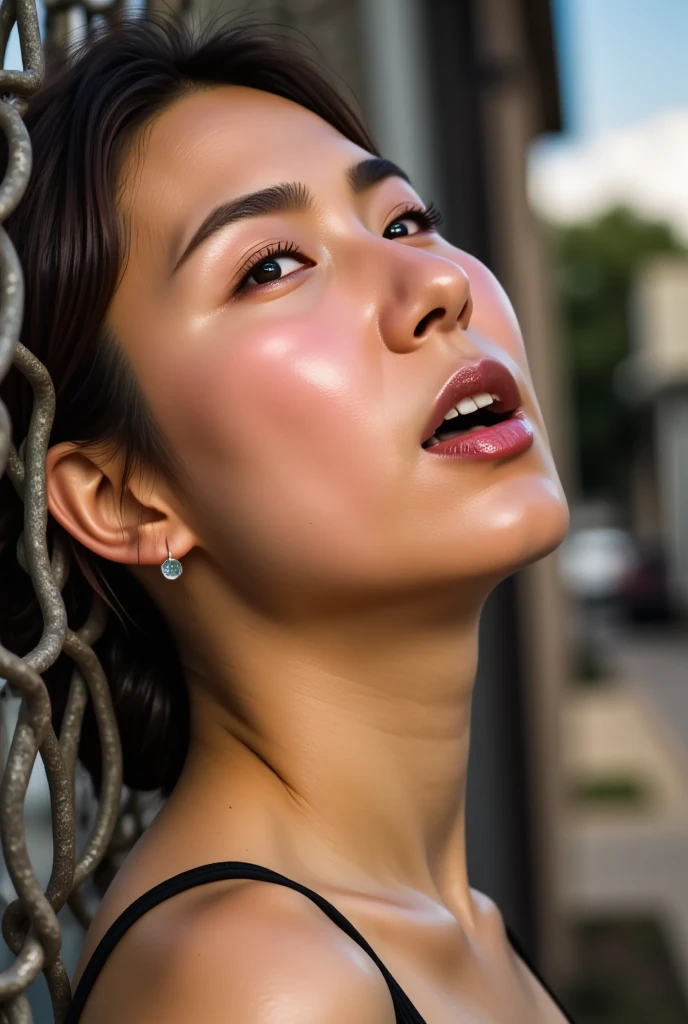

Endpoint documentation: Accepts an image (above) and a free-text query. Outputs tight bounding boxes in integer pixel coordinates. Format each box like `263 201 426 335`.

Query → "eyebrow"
171 156 412 275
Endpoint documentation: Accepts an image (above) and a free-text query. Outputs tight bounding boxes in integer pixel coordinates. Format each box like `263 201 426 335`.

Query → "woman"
0 15 571 1023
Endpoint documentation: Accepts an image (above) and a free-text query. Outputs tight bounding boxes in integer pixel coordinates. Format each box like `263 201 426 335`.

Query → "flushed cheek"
162 308 397 556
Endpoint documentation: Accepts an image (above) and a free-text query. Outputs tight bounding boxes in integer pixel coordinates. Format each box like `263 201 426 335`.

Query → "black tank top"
63 861 576 1023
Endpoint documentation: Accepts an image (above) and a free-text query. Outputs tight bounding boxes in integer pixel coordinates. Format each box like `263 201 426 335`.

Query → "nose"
376 246 473 353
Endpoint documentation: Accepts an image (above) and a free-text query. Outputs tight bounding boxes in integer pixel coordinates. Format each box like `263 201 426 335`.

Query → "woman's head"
0 15 568 798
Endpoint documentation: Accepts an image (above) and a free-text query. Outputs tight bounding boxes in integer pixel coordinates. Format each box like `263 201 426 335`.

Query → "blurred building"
626 257 688 612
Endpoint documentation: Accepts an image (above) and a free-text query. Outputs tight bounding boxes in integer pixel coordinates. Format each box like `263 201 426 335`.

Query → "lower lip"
422 411 534 460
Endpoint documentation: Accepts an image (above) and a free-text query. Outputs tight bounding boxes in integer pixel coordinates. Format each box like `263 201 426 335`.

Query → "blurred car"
558 527 639 603
618 547 674 623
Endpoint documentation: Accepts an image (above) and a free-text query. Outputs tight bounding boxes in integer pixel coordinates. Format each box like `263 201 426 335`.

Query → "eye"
244 253 304 288
384 216 422 239
383 202 443 240
233 202 443 298
236 242 311 299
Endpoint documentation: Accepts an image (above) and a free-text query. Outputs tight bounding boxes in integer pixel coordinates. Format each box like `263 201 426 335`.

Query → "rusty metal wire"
0 1 199 1017
0 2 140 1021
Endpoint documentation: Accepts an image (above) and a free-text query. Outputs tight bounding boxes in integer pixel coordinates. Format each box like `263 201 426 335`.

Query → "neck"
168 576 490 923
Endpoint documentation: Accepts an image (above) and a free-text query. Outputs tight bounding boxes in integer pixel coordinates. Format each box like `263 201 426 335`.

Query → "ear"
45 441 197 566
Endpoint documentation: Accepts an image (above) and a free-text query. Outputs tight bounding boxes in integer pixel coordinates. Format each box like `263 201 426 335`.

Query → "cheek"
155 298 399 585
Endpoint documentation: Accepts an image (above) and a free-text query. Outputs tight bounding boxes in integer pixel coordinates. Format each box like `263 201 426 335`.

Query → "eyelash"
233 201 444 295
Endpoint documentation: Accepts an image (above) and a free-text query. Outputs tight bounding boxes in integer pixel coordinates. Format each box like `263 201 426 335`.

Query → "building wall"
655 392 688 609
470 0 573 980
633 258 688 609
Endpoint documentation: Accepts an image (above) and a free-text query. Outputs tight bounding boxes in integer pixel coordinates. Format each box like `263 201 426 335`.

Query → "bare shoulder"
81 878 397 1024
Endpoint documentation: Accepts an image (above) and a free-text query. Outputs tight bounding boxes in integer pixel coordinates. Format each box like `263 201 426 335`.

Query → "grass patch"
570 774 651 807
573 637 612 686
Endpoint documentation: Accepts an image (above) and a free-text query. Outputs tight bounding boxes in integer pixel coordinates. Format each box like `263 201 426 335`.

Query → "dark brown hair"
0 14 378 798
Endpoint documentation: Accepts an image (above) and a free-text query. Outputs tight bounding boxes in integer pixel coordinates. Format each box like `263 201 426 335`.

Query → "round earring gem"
161 556 183 580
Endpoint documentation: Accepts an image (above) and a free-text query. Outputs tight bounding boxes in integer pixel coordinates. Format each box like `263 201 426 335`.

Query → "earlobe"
45 441 192 567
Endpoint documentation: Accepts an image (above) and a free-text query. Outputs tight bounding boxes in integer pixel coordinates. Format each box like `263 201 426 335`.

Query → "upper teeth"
443 392 499 420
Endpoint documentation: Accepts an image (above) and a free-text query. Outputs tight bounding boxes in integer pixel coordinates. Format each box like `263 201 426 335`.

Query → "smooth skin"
47 84 570 1022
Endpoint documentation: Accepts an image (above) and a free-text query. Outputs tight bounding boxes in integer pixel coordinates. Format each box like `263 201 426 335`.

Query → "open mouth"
419 358 532 459
421 395 516 449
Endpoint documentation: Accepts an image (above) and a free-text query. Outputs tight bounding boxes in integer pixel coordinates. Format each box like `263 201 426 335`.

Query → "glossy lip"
422 410 534 460
420 357 522 446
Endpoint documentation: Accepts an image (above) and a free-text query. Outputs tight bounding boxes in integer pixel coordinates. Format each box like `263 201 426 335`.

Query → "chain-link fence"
0 3 189 1020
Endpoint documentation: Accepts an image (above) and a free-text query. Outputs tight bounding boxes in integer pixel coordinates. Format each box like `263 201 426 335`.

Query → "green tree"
550 206 686 499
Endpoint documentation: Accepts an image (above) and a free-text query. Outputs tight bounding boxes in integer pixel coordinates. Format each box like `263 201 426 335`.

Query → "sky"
550 0 688 140
530 0 688 240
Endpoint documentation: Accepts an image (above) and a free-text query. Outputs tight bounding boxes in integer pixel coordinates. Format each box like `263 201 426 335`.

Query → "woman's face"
110 85 568 612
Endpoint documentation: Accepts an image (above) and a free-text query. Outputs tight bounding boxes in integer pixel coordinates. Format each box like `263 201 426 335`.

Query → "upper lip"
420 358 522 445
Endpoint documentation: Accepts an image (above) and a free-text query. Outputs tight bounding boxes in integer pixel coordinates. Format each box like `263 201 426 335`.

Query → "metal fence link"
0 1 136 1020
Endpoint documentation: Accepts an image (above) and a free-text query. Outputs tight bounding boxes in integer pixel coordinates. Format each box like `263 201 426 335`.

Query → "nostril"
414 307 445 337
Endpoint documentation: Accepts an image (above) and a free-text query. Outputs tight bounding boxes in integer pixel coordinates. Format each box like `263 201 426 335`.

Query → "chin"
468 472 570 580
517 489 570 568
512 480 569 569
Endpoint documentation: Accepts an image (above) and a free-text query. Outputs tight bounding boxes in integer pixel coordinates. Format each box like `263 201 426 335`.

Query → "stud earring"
160 538 183 580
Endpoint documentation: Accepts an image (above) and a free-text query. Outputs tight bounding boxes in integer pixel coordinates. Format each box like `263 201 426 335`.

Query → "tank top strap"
504 922 576 1023
64 860 425 1024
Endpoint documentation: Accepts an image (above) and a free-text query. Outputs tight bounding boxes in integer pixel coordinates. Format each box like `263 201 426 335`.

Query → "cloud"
528 108 688 243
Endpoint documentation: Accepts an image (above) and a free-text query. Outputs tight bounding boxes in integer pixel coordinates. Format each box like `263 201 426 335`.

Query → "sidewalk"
561 681 688 1005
